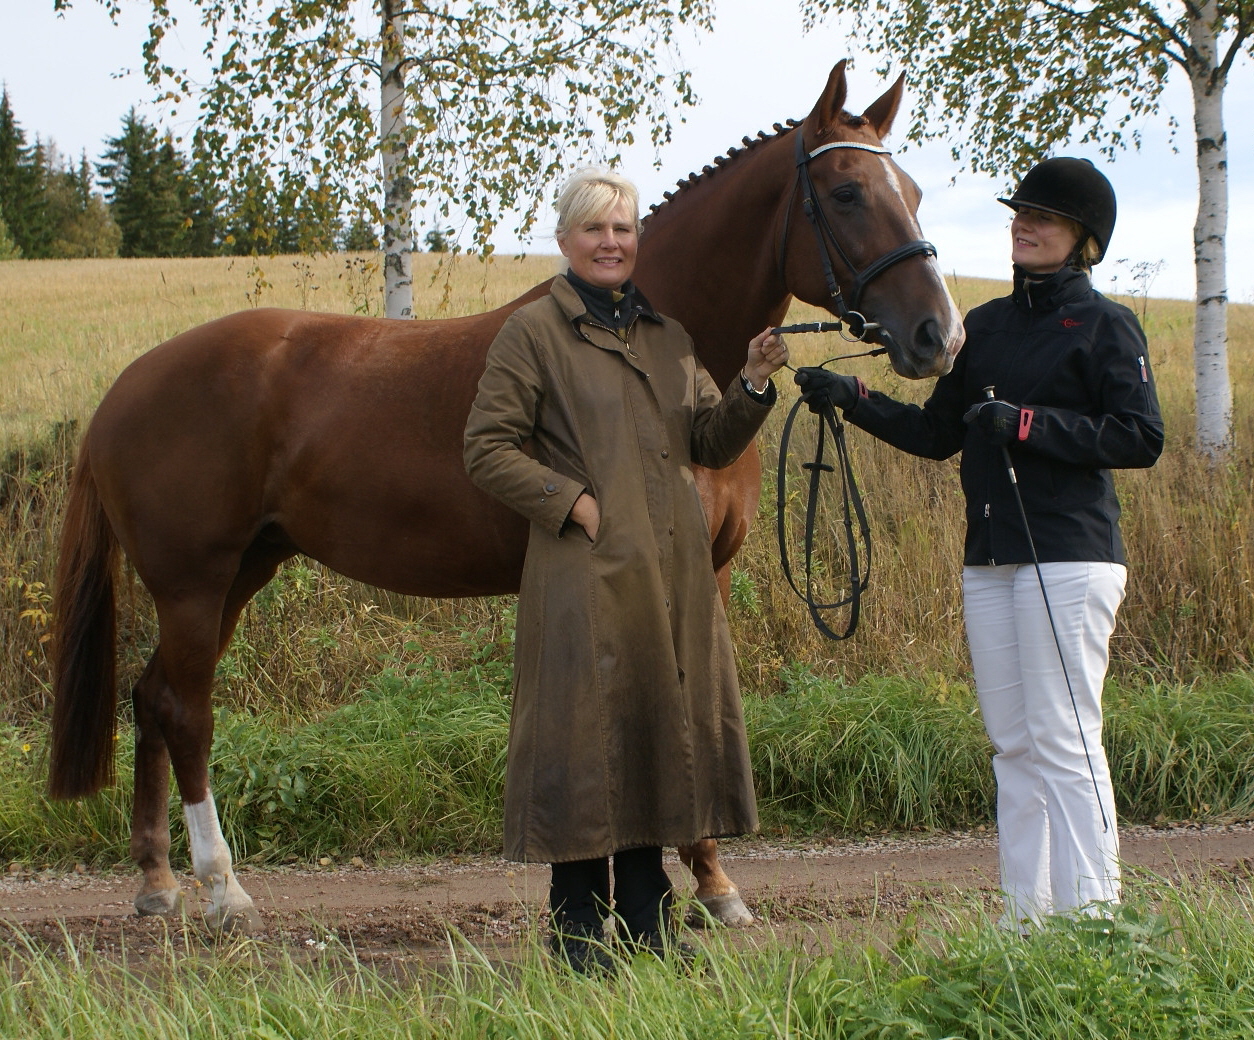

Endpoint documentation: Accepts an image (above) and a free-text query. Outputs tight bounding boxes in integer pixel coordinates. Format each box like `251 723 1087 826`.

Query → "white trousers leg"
963 561 1126 928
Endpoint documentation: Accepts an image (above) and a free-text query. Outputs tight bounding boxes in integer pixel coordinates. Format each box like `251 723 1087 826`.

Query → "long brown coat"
464 276 771 863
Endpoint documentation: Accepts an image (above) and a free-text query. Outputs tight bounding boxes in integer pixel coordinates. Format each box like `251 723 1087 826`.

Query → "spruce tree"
98 110 191 257
0 90 50 258
0 200 19 260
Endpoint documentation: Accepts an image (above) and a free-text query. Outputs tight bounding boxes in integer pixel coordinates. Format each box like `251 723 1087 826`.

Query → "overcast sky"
3 0 1251 302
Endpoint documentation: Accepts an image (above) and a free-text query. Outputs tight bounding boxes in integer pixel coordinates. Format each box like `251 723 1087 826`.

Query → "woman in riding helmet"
795 157 1163 930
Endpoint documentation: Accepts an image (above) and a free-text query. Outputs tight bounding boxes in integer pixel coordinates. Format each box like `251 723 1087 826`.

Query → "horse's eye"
831 187 858 206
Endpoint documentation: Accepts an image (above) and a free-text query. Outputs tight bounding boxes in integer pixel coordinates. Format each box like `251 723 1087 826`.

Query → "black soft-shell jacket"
846 266 1164 566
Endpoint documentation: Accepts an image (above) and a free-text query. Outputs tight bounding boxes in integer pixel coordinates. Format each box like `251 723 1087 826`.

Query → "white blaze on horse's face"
889 164 966 374
558 199 639 290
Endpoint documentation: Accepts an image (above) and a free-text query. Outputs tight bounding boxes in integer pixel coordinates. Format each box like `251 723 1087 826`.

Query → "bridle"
772 128 938 639
778 129 937 343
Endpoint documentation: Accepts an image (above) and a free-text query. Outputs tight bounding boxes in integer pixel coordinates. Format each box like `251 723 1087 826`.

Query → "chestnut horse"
49 61 963 931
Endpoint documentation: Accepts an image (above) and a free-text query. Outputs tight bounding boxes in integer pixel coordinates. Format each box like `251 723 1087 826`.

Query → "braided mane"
642 112 870 224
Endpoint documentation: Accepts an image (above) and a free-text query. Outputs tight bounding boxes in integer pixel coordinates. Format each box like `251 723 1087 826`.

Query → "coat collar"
551 272 662 334
1011 264 1092 312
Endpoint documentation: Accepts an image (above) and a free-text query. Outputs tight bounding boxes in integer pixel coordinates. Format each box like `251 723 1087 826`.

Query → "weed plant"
3 875 1252 1037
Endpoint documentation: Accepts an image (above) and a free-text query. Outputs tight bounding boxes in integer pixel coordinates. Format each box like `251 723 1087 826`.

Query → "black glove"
962 398 1024 445
793 367 864 414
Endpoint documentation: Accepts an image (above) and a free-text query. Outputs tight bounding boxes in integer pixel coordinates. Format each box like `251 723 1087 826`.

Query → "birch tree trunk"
380 0 413 320
1188 2 1232 456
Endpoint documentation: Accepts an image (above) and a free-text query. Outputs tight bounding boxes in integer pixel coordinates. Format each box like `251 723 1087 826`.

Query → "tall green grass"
4 655 1252 868
4 878 1253 1038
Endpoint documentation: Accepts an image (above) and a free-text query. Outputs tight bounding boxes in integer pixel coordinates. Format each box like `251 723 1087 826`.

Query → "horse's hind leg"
130 653 183 917
186 542 295 930
130 592 259 932
133 544 288 931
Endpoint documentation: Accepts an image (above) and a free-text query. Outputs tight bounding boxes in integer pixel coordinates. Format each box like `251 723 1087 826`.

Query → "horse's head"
780 61 965 379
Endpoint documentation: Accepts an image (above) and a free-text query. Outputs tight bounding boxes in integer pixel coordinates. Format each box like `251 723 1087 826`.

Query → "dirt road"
4 822 1252 961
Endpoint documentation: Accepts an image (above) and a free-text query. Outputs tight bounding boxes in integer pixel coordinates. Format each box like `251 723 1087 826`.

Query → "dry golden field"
1 253 1250 724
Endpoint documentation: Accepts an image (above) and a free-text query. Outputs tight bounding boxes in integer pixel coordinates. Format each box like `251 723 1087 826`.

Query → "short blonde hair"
554 168 641 240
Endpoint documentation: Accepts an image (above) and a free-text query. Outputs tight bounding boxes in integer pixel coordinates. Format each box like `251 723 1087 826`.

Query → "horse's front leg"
678 839 754 926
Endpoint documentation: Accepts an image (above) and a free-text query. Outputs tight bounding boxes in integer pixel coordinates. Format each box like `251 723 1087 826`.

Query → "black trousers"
549 846 673 939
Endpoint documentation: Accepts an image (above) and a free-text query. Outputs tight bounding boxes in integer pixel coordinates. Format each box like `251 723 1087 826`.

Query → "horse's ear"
861 72 906 141
804 60 850 139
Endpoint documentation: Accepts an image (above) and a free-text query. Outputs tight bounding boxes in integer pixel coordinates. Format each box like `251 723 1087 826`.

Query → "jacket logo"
1061 318 1084 328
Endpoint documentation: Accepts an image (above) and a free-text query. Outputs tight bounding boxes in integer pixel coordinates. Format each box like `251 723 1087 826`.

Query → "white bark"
1188 2 1233 457
381 0 413 320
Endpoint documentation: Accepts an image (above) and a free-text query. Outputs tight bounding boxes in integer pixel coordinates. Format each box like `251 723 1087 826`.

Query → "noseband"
779 130 937 342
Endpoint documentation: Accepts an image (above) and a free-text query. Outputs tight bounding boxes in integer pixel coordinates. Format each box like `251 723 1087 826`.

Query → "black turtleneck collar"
1011 264 1093 312
563 269 661 332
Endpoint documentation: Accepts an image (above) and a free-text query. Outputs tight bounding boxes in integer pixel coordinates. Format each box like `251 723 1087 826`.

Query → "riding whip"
982 386 1111 833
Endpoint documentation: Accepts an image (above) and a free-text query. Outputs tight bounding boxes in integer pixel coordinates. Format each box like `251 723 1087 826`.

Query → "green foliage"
97 109 204 258
71 0 716 255
0 201 21 259
341 212 378 252
0 88 47 258
1106 671 1254 821
746 669 993 833
5 664 1254 868
423 225 455 253
43 151 121 259
800 0 1231 177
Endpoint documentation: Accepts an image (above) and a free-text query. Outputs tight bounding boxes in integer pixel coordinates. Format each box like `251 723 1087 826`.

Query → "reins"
771 342 884 640
767 127 937 640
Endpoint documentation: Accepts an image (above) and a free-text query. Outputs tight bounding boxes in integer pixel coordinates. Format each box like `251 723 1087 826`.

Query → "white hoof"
700 891 755 927
202 873 261 934
204 900 261 934
135 886 184 917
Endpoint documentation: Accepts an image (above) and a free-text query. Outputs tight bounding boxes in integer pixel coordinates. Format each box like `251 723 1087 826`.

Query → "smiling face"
1010 207 1083 274
557 199 639 290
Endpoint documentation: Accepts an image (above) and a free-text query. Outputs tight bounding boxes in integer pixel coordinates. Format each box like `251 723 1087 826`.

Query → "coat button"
544 482 557 493
660 450 669 459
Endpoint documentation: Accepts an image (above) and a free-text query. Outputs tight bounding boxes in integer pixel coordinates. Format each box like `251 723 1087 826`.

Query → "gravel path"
4 821 1252 963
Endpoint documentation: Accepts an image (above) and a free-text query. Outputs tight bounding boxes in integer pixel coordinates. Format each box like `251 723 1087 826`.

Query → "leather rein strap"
775 391 872 641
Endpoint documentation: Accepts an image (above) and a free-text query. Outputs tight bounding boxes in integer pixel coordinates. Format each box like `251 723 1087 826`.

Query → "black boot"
550 920 618 976
549 858 616 976
611 846 697 965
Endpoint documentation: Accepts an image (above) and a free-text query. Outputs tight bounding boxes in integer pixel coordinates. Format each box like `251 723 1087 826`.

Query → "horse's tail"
48 443 119 799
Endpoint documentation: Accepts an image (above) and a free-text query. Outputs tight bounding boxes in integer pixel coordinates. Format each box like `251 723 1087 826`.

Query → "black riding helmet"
999 157 1117 264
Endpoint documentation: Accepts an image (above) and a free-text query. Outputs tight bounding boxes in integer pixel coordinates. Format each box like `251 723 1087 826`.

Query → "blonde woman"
465 168 787 972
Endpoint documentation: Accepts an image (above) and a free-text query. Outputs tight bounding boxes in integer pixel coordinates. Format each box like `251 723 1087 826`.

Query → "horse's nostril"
914 318 944 354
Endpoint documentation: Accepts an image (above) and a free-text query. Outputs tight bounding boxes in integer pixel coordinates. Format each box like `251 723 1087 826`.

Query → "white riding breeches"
963 561 1127 929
